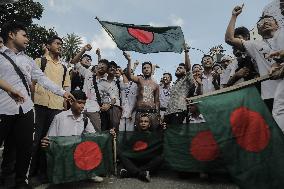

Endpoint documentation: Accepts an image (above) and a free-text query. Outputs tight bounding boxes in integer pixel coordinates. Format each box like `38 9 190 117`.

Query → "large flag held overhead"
164 123 226 173
96 18 185 54
194 86 284 189
46 132 114 184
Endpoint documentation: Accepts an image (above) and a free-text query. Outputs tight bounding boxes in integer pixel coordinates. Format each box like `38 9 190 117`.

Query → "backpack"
40 57 67 87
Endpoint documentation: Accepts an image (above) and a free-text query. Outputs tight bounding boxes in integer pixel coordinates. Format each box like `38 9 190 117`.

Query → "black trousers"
0 108 34 185
101 106 122 131
119 154 163 177
29 105 61 177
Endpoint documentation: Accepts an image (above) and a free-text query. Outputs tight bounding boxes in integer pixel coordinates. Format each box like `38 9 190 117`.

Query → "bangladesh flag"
164 123 226 173
195 86 284 189
118 131 163 160
46 132 113 184
97 18 185 53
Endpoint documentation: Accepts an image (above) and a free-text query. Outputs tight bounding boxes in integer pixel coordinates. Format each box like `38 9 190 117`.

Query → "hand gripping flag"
194 86 284 189
96 18 185 54
46 132 113 184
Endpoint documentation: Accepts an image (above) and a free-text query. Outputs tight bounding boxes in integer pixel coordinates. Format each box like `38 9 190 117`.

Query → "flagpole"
112 134 118 176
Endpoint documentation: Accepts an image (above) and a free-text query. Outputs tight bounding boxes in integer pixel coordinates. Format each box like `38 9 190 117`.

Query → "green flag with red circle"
97 19 185 54
195 86 284 189
118 131 163 160
164 123 226 173
46 132 113 184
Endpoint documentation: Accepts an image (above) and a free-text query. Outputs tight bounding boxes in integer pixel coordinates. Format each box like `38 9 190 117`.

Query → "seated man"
41 90 105 183
119 114 164 182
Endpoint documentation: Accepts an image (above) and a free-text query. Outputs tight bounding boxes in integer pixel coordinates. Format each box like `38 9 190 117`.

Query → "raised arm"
70 44 92 65
184 43 191 72
225 4 245 50
96 48 101 62
123 51 139 83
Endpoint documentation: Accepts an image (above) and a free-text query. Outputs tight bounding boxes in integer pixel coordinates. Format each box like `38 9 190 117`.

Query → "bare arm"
225 5 245 50
184 43 191 72
70 44 92 65
96 48 101 62
123 51 139 83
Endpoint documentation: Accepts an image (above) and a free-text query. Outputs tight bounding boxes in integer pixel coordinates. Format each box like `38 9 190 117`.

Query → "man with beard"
123 52 160 130
30 35 71 181
200 55 220 94
164 45 195 124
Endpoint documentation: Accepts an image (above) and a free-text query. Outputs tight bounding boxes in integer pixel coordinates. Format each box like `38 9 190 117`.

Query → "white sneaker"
91 176 104 183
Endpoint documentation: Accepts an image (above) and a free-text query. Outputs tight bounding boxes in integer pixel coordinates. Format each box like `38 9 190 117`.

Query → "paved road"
1 148 239 189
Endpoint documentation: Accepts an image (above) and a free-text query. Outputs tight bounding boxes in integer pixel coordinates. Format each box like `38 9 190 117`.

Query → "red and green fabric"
97 19 185 54
118 131 163 160
46 132 113 184
164 123 226 173
195 86 284 189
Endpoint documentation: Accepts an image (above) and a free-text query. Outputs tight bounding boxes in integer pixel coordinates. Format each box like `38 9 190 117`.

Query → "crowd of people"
1 1 284 188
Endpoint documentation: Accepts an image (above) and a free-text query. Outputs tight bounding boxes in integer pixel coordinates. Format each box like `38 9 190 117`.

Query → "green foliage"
61 33 83 62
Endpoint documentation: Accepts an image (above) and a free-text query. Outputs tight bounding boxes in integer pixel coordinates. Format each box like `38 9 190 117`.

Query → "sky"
34 0 270 80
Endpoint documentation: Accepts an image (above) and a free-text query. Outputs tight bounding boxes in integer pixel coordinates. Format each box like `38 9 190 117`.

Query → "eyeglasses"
257 17 275 26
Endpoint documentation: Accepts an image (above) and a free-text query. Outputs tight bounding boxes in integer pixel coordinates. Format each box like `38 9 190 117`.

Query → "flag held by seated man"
46 132 113 184
97 18 185 54
195 86 284 189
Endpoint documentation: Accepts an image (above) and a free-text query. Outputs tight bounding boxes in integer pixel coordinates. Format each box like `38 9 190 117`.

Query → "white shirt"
121 81 137 118
0 46 65 115
220 59 238 85
159 85 171 109
242 28 284 99
75 63 116 112
262 0 284 28
201 73 216 94
189 114 206 124
48 109 95 136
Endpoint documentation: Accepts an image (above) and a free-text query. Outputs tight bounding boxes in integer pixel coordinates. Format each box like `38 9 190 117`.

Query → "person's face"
97 62 108 75
193 69 202 79
213 66 222 74
202 56 213 68
142 64 152 77
0 37 3 48
10 30 29 51
139 116 151 131
81 56 92 67
115 68 122 77
47 39 62 56
108 64 117 76
193 65 202 72
189 104 198 114
257 17 278 36
220 59 231 69
71 99 86 115
163 74 171 85
235 34 249 41
175 65 186 77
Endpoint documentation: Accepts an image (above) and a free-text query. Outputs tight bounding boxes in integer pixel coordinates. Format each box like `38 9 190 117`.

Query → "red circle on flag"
190 131 220 161
230 107 271 152
133 140 148 152
73 141 102 171
127 28 154 44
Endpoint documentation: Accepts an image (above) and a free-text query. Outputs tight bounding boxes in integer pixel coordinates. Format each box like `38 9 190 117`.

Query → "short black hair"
80 54 92 61
257 15 278 26
71 90 87 101
163 72 172 81
234 26 250 40
142 61 152 69
46 35 63 45
98 59 109 68
192 64 202 70
212 63 222 69
178 63 185 67
0 21 27 43
201 55 213 63
109 61 118 68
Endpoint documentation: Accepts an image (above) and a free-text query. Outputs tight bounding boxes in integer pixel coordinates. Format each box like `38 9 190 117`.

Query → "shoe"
138 171 150 182
119 169 129 178
90 176 104 183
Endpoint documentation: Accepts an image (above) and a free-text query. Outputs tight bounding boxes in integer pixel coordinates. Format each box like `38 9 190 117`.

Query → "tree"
0 0 58 59
26 24 57 59
61 33 83 62
0 0 43 27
